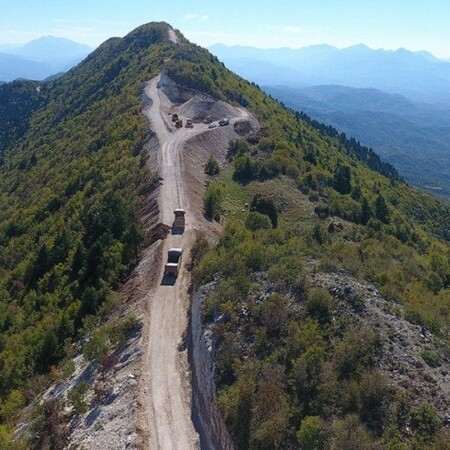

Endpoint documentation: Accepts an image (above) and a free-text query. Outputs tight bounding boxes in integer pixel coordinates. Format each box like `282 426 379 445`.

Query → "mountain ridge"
0 21 449 449
210 43 450 104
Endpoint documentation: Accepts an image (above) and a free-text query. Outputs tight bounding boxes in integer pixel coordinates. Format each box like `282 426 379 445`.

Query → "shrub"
68 381 89 414
250 194 278 228
205 156 220 175
297 415 328 450
204 182 223 221
420 350 441 368
306 288 332 323
31 399 69 450
410 403 441 437
331 414 374 450
83 330 109 362
245 211 272 231
313 224 328 245
334 327 382 379
233 155 258 183
358 371 393 435
0 426 12 449
190 236 210 268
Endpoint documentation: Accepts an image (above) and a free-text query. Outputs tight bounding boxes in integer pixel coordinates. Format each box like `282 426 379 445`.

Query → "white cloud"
278 25 307 35
183 13 210 22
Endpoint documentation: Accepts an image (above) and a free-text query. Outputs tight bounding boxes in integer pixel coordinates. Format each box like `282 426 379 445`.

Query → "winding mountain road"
140 75 248 449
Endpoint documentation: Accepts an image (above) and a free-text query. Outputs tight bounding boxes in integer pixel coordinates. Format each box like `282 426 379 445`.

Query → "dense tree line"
0 22 177 438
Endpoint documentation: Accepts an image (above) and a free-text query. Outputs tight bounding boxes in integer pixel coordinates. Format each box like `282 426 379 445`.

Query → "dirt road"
139 75 248 450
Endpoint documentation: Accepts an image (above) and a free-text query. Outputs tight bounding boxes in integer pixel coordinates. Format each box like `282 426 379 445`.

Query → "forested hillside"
164 30 450 449
0 23 179 442
264 84 450 200
0 21 450 449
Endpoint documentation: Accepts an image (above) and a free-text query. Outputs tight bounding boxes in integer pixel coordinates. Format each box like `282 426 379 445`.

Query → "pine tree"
375 194 390 224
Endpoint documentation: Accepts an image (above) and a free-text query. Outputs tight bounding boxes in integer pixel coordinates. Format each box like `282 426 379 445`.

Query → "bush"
313 224 328 245
410 403 441 437
190 236 210 268
0 425 12 449
306 288 332 323
420 350 441 368
245 211 272 231
331 414 375 450
68 381 89 414
233 155 258 183
83 330 109 362
250 194 278 228
297 415 328 450
334 327 382 379
204 182 223 221
205 156 220 175
31 399 69 450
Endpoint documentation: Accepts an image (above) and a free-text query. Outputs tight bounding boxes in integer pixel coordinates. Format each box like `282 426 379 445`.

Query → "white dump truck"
164 248 183 278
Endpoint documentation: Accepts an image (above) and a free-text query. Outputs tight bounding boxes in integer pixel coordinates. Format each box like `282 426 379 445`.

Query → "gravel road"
140 75 248 450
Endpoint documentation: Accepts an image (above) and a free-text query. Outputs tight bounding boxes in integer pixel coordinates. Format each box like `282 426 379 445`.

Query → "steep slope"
1 21 450 449
0 22 178 446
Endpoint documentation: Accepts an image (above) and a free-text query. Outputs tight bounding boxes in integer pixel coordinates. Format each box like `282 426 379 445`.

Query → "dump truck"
219 118 230 126
173 209 186 231
185 119 193 128
164 248 183 278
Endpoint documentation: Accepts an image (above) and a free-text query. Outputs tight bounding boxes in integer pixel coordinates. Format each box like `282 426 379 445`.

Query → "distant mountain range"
265 84 450 199
210 44 450 105
210 43 450 200
0 36 93 82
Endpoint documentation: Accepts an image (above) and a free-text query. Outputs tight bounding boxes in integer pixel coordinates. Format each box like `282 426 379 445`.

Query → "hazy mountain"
0 36 93 82
15 36 92 63
210 43 450 104
265 84 450 198
0 52 53 81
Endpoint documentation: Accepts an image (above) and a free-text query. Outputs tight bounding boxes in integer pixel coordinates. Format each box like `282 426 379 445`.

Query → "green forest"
163 29 450 449
0 23 180 445
0 21 450 449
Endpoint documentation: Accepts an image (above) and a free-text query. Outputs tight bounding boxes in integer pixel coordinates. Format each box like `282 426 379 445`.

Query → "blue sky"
0 0 449 58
